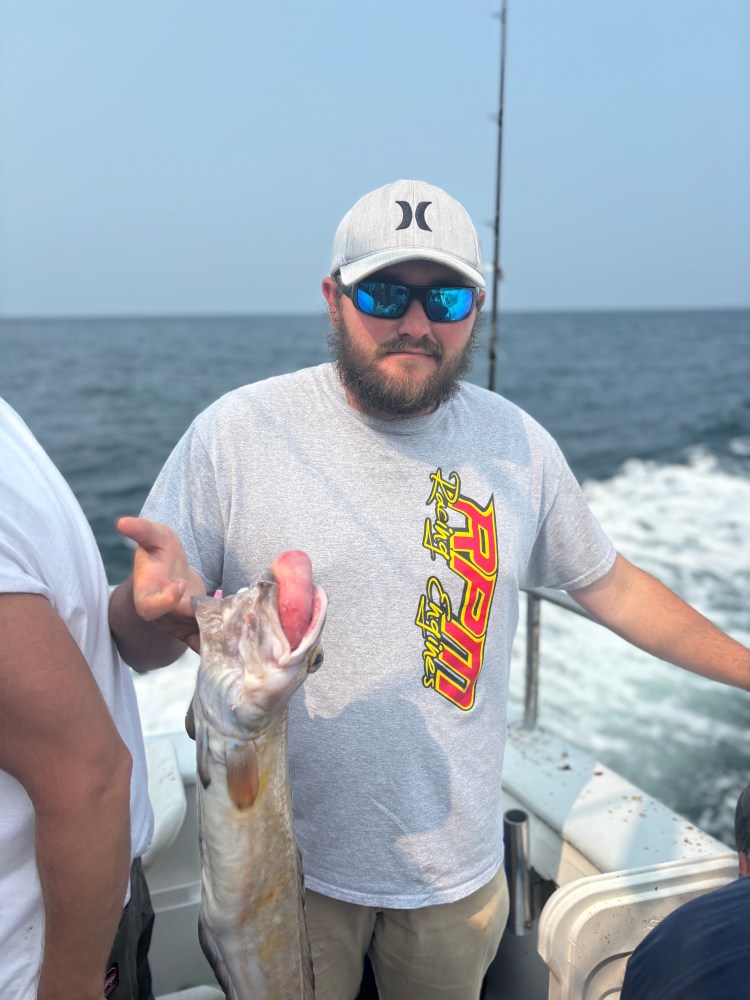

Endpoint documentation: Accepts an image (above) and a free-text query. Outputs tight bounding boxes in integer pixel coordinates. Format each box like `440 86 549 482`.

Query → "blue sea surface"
1 308 749 842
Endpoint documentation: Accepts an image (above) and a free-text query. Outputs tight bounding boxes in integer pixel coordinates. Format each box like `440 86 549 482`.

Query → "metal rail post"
524 592 540 730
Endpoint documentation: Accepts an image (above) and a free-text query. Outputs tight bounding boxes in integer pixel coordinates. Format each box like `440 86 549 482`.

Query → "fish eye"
309 646 324 670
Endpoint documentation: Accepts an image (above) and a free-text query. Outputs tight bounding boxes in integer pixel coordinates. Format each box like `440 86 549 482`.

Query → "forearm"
35 750 132 1000
0 595 140 998
109 575 188 671
613 585 749 687
571 554 750 690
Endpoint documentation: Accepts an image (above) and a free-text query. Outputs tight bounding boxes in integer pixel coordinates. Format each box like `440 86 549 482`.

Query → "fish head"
191 553 327 740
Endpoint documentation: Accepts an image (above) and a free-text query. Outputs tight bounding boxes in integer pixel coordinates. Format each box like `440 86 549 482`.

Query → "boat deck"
146 725 735 1000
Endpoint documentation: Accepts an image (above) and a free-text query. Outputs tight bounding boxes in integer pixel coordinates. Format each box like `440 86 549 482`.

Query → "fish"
187 550 328 1000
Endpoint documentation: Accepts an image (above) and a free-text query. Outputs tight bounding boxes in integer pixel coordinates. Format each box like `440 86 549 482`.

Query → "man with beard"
109 179 750 1000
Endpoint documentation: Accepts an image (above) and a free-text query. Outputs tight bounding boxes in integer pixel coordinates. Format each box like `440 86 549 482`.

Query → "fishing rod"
487 0 508 393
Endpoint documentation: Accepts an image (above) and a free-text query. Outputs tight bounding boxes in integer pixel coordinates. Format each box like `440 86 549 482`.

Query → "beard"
328 310 482 419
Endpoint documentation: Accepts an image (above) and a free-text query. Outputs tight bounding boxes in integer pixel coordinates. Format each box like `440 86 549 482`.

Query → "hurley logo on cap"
395 200 432 231
330 179 485 289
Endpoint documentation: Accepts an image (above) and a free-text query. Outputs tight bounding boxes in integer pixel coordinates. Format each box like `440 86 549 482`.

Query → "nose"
395 295 433 338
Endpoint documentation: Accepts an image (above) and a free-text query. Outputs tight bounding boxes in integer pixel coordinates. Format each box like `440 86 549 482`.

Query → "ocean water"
2 309 749 844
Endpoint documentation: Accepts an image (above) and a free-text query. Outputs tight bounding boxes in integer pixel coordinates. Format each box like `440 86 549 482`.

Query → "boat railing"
521 588 595 731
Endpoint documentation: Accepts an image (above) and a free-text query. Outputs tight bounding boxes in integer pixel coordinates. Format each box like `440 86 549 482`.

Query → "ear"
476 289 487 311
739 850 750 878
322 276 340 320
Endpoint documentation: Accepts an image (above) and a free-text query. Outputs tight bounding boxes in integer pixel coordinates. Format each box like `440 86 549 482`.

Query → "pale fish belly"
197 713 314 1000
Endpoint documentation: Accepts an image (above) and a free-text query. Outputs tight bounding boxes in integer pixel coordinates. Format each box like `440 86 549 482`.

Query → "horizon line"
1 303 749 323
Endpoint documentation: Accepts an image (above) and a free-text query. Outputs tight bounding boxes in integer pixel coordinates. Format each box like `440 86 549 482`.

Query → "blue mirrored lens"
426 287 474 322
357 282 409 318
354 282 475 322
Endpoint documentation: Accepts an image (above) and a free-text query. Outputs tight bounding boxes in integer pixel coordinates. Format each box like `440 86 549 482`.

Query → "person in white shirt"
0 398 153 1000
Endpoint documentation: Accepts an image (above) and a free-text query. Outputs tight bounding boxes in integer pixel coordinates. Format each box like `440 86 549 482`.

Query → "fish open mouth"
267 550 326 653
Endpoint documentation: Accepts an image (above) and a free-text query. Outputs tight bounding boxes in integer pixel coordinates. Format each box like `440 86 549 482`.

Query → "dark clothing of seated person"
620 785 750 1000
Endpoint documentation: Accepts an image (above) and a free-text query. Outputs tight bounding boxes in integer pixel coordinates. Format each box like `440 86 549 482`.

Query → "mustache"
376 336 443 361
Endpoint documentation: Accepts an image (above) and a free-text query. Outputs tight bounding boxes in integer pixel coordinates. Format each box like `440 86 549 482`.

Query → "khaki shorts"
305 865 509 1000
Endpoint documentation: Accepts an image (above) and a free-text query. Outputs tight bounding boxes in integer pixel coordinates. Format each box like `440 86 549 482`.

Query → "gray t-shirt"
143 363 615 908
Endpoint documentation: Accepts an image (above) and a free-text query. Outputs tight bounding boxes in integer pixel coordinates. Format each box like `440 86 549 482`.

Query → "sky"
0 0 748 317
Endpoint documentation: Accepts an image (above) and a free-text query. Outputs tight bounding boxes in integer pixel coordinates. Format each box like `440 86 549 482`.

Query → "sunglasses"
338 279 479 323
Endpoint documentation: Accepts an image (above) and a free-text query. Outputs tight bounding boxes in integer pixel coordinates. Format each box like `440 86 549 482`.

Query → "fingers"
116 516 187 614
135 578 187 621
118 516 190 585
116 516 177 554
115 517 206 644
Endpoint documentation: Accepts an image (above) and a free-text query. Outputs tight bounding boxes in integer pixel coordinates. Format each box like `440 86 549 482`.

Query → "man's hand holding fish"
110 516 206 668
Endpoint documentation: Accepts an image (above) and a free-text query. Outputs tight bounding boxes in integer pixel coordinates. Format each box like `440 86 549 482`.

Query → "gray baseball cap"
330 179 485 288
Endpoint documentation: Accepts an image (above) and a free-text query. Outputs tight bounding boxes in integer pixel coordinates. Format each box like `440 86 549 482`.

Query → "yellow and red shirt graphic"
415 469 498 710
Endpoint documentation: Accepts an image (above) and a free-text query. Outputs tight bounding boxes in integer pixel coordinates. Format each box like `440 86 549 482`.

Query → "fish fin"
225 741 259 809
185 695 197 741
198 914 236 999
196 723 211 789
192 594 225 631
297 845 316 999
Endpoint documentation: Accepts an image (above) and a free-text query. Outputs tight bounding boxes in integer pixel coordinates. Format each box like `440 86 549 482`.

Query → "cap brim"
338 248 485 289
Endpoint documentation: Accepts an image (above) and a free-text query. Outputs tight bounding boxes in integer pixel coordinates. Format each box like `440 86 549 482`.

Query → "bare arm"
0 594 133 1000
569 552 750 690
109 516 206 671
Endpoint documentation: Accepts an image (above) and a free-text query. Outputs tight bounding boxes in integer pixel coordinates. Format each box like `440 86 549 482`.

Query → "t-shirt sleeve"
520 440 616 592
0 468 53 600
0 528 51 599
140 416 226 595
